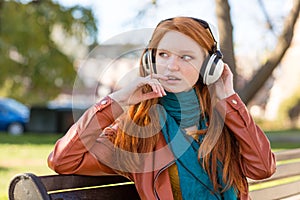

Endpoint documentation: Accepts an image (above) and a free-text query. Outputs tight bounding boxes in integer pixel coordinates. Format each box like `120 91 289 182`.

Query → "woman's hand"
109 74 167 106
211 64 235 100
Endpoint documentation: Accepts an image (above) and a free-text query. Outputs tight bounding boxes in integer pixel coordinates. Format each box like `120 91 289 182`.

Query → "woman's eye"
158 52 168 58
181 55 192 61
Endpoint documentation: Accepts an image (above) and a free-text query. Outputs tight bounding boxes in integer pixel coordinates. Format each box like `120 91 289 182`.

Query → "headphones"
142 17 224 85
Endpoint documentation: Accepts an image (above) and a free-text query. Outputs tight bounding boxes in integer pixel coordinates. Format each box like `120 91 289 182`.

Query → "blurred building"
50 44 142 109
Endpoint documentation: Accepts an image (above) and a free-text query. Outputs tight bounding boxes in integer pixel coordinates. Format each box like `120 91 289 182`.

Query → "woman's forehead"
157 31 203 54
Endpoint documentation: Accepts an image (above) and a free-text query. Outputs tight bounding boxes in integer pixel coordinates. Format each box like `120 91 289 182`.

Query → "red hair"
114 17 246 195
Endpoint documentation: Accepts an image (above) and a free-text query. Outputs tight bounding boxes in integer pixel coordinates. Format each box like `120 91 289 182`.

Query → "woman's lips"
164 75 181 84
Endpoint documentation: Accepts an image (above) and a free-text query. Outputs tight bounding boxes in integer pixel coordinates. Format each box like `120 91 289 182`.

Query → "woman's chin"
163 85 193 93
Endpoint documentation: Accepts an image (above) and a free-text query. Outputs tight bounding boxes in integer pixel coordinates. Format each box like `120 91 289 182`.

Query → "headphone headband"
157 17 220 53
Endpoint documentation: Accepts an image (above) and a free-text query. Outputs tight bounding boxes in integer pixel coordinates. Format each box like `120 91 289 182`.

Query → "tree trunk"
237 0 300 104
214 0 237 87
215 0 300 105
0 0 3 31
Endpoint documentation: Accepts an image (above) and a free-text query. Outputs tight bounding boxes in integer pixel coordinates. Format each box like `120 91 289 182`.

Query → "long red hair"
113 17 246 195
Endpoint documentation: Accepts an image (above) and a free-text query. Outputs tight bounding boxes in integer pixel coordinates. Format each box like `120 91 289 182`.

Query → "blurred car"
0 98 30 135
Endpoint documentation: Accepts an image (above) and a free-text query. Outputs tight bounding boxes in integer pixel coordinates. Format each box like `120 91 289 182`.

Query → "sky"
53 0 293 55
54 0 215 42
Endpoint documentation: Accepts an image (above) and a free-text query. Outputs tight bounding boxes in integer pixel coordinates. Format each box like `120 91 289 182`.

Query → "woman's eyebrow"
157 48 196 56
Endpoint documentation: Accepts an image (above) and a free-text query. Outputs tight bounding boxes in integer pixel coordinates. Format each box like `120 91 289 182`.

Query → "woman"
48 17 276 200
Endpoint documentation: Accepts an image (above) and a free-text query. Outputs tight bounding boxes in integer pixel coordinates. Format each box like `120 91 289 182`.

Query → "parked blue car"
0 98 30 135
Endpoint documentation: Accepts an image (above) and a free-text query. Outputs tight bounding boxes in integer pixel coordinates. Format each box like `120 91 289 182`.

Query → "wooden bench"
8 148 300 200
249 148 300 200
8 174 140 200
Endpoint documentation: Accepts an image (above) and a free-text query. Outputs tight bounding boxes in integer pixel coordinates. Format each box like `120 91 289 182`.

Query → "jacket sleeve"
47 96 124 175
216 93 276 180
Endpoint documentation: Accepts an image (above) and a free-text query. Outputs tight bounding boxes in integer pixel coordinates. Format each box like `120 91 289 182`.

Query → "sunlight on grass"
0 133 61 200
0 144 57 200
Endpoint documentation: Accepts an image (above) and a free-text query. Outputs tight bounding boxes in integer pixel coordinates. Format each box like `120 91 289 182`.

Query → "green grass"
0 130 299 199
0 132 63 200
0 132 63 144
266 129 300 150
270 142 300 151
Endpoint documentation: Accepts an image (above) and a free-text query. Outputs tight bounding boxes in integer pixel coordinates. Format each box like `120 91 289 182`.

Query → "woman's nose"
167 55 180 71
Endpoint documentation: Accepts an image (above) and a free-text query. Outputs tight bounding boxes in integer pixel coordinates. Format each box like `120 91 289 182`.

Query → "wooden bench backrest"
9 148 300 200
249 148 300 200
9 173 140 200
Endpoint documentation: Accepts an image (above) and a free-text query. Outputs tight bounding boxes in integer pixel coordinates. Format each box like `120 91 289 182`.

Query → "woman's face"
155 31 206 93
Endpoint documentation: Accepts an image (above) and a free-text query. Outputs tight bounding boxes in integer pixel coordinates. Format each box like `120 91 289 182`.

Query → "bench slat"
250 180 300 200
40 174 132 191
275 148 300 161
49 184 140 200
248 161 300 184
267 161 300 181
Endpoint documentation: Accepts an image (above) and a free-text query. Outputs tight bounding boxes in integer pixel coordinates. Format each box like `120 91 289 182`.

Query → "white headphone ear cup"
200 56 210 82
204 54 224 85
142 50 151 75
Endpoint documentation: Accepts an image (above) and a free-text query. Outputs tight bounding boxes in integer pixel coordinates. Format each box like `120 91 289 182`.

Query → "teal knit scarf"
158 89 237 200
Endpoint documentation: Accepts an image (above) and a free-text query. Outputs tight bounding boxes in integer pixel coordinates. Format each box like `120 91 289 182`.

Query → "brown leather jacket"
48 94 276 200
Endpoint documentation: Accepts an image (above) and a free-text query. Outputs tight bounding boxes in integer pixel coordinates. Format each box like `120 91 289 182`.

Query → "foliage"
277 87 300 123
0 0 97 105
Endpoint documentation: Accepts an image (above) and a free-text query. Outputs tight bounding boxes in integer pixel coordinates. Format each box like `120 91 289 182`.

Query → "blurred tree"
137 0 299 106
277 87 300 128
215 0 300 104
0 0 97 105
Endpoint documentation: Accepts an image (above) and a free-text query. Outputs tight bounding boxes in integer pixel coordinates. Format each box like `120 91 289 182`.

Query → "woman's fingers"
212 64 235 99
222 64 233 80
153 74 167 96
110 74 167 106
145 77 166 97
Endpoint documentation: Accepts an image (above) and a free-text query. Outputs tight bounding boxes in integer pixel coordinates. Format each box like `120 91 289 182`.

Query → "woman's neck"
160 89 201 129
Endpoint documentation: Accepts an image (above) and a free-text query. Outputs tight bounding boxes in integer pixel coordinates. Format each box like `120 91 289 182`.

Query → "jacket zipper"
153 160 175 200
